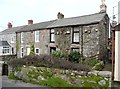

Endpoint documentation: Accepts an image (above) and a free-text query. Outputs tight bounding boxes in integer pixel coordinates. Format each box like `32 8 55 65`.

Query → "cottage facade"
0 23 25 56
16 12 109 61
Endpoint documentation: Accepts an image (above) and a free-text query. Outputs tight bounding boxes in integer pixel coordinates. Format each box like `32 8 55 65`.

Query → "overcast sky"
0 0 120 31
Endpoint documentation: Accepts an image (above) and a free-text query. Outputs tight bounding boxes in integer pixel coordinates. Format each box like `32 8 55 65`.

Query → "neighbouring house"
16 1 110 61
0 41 11 56
0 22 26 56
112 24 120 81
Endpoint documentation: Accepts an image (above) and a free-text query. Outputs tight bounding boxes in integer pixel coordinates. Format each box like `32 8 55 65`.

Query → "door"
27 48 30 55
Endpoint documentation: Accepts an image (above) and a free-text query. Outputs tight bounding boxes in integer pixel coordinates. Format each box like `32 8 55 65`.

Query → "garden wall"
10 66 112 87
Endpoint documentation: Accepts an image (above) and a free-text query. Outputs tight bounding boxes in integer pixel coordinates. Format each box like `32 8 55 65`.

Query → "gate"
2 63 8 76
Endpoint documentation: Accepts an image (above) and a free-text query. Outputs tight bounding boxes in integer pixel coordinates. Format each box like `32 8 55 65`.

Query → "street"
0 62 50 89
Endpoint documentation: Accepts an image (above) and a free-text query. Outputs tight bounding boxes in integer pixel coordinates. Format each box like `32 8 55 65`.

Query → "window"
11 34 15 43
21 47 24 57
12 47 14 54
72 27 80 43
50 29 55 43
2 46 10 54
71 48 79 52
35 31 39 42
35 48 40 55
21 32 24 43
50 47 56 53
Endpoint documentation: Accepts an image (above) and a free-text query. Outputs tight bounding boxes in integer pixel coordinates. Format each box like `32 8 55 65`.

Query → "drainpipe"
112 28 115 80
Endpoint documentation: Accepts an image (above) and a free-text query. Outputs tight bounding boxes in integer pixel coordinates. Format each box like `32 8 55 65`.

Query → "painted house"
0 41 11 56
0 22 26 56
16 1 110 61
112 24 120 81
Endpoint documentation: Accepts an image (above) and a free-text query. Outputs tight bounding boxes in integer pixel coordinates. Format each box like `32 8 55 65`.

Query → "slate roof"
0 25 26 34
47 12 106 28
0 12 107 33
0 41 10 46
16 20 56 32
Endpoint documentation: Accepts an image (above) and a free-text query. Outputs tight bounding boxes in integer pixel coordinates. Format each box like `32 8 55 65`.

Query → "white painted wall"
114 31 120 81
0 47 2 55
118 1 120 24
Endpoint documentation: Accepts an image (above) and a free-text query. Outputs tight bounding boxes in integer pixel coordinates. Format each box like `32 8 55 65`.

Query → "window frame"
2 46 10 54
50 29 55 43
50 47 56 54
21 47 24 58
71 48 80 52
21 32 24 43
72 27 80 44
35 48 40 55
35 31 39 42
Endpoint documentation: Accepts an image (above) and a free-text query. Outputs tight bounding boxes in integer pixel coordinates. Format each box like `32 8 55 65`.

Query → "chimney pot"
57 12 64 19
8 22 12 28
28 20 33 25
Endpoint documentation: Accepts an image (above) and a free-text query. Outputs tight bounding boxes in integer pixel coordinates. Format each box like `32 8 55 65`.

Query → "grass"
79 75 109 87
39 77 73 87
27 71 40 79
8 72 19 80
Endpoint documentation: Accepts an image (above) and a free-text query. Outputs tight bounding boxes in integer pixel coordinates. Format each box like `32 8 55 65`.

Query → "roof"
0 41 10 46
47 12 107 28
16 20 56 32
0 25 26 34
1 12 107 33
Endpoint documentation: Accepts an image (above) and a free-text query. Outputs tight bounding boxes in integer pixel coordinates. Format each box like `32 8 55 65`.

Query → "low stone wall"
11 66 112 87
0 55 17 61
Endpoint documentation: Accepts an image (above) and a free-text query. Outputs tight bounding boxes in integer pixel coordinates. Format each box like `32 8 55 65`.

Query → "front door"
27 48 30 55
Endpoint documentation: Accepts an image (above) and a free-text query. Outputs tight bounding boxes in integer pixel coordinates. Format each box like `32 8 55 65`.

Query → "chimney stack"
8 22 12 28
28 20 33 25
57 12 64 19
100 0 107 13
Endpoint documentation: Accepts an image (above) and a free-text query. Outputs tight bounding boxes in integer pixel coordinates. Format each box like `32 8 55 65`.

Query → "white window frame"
2 46 10 54
21 47 24 58
72 27 80 43
50 29 55 42
21 32 24 43
35 31 39 42
35 48 40 55
11 34 15 43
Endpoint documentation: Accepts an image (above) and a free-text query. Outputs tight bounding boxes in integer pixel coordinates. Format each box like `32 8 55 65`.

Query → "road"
0 62 50 89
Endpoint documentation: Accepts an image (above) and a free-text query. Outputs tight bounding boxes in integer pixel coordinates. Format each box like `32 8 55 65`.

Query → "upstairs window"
11 34 15 43
72 27 80 43
21 32 24 43
35 31 39 42
50 29 55 43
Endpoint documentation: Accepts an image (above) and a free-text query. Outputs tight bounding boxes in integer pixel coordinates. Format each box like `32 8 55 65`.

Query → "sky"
0 0 120 31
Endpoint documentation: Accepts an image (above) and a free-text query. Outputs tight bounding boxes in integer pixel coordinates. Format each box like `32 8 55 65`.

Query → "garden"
8 51 111 88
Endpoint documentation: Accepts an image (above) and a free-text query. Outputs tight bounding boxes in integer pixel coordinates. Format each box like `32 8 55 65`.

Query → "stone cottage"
15 0 109 61
0 22 25 56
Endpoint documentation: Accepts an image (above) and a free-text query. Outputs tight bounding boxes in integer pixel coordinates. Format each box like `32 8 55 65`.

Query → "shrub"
69 51 81 63
8 54 90 71
82 58 99 66
52 51 67 59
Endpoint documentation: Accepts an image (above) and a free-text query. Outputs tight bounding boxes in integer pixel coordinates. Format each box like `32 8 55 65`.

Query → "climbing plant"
30 42 35 56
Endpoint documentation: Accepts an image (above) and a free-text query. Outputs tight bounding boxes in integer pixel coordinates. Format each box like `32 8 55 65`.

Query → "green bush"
82 59 99 66
69 51 81 63
52 51 67 59
8 54 90 71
